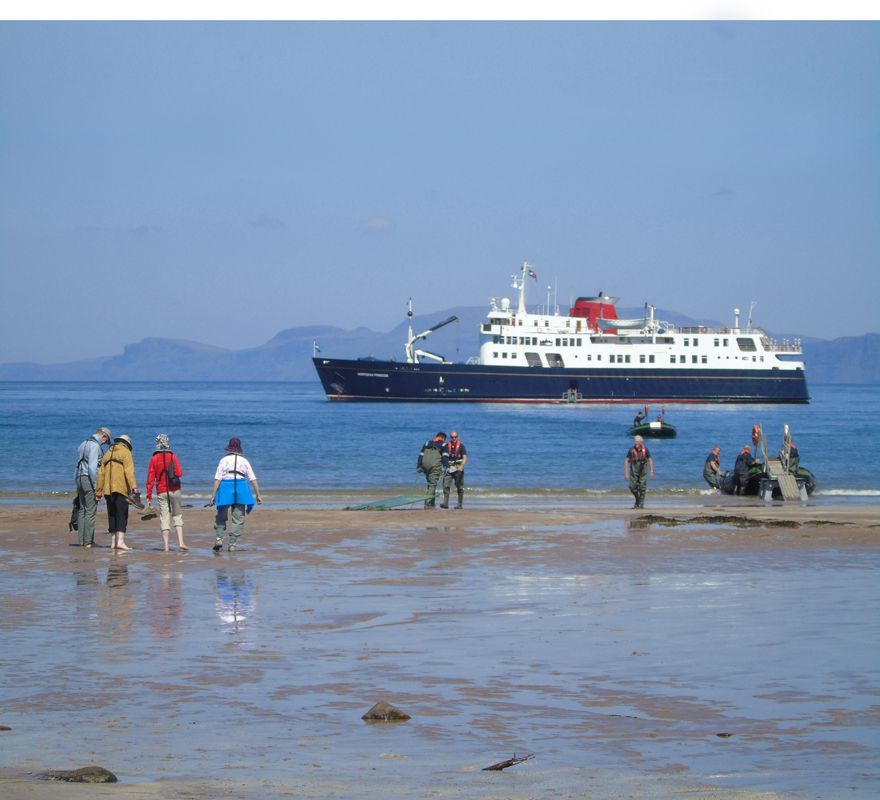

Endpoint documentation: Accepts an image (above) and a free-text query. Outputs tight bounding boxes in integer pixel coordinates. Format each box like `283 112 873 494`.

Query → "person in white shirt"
209 437 262 552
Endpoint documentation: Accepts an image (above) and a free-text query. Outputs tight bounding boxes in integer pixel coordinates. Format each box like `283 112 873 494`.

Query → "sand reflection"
146 566 183 640
96 559 135 647
214 566 259 641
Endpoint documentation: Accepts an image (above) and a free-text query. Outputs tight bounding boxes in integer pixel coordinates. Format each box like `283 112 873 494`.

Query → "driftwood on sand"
482 753 535 771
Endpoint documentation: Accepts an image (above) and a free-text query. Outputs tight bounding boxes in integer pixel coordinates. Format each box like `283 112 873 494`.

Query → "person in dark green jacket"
703 446 721 489
417 432 446 508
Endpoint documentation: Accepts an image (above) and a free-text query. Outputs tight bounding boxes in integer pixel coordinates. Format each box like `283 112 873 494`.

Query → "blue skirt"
215 478 255 512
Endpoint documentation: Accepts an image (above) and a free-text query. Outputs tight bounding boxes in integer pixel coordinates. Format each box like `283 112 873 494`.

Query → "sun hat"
97 426 112 441
225 437 243 454
155 433 171 451
114 434 133 449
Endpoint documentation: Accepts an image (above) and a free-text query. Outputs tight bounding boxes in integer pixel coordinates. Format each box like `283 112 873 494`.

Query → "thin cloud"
362 217 395 233
132 224 163 236
251 214 286 231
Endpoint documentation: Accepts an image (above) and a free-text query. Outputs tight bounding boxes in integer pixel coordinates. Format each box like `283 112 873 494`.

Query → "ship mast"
512 261 534 316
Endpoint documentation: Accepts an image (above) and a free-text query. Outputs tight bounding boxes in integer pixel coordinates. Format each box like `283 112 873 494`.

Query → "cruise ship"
312 262 809 404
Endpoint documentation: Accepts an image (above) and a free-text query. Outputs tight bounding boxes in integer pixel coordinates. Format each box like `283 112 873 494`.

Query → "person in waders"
733 444 756 495
703 446 722 489
624 435 654 509
417 432 446 508
209 438 263 552
440 431 468 509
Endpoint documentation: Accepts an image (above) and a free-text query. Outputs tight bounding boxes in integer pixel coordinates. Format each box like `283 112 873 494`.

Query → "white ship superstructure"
476 262 805 376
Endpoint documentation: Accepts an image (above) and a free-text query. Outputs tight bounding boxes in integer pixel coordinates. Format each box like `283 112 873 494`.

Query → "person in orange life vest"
734 445 755 495
624 435 654 509
145 433 188 552
703 446 721 489
440 431 468 509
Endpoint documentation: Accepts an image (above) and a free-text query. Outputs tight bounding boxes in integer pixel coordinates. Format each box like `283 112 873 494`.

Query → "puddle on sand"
0 521 878 798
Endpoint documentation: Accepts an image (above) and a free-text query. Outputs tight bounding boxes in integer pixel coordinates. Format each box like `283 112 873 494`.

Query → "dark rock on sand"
362 701 411 722
39 766 118 783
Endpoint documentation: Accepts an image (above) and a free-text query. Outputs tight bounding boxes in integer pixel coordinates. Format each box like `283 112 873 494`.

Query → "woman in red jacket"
146 433 188 552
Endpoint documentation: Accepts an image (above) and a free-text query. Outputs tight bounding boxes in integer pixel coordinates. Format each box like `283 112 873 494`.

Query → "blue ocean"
0 381 877 506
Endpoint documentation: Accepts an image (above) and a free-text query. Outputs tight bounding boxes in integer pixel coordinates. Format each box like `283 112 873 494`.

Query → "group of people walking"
417 430 468 509
73 422 802 541
73 428 262 552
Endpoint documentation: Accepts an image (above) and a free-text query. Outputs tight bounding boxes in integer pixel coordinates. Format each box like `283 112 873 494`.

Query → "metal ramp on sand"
344 493 434 511
763 458 806 501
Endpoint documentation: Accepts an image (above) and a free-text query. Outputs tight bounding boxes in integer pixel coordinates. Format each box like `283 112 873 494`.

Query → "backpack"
69 495 80 532
164 452 181 491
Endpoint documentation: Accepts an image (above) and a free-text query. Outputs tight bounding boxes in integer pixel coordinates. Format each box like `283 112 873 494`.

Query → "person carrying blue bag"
209 437 263 552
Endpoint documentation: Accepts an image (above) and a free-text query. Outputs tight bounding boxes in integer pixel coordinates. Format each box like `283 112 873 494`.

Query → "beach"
1 502 878 799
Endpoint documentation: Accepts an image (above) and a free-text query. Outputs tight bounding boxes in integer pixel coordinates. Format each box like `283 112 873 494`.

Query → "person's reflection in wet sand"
214 567 258 643
74 567 99 588
106 560 129 588
73 566 100 621
97 559 135 647
147 566 183 640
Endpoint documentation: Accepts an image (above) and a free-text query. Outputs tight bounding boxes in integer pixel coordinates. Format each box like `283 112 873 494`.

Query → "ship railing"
762 337 802 353
675 325 750 334
675 325 775 335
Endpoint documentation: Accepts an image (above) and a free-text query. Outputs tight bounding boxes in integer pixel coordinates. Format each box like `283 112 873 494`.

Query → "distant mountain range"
1 305 877 385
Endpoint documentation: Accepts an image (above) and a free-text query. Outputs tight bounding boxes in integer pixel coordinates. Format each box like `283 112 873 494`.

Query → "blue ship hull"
313 358 810 403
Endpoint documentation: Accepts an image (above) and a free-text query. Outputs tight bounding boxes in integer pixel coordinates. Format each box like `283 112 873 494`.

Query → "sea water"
0 381 877 505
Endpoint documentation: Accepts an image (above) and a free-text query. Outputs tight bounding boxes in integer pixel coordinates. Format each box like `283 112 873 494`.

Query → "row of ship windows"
491 352 766 363
492 335 739 348
493 336 584 346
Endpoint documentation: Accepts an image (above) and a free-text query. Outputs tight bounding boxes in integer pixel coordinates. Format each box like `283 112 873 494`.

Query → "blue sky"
1 21 878 363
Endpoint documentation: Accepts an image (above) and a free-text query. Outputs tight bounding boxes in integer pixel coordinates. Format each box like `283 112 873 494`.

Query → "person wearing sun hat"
209 437 263 552
96 434 139 551
145 433 188 552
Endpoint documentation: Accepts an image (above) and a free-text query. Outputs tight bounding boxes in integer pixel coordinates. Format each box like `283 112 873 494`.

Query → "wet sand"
1 503 878 799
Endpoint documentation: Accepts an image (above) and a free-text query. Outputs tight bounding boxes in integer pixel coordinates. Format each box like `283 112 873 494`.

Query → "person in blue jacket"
73 426 112 547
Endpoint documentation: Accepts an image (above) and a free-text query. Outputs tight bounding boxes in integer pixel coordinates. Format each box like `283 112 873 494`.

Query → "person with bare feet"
145 433 188 552
96 434 138 551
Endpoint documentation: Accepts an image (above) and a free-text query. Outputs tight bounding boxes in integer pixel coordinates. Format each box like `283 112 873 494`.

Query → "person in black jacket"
734 445 755 495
